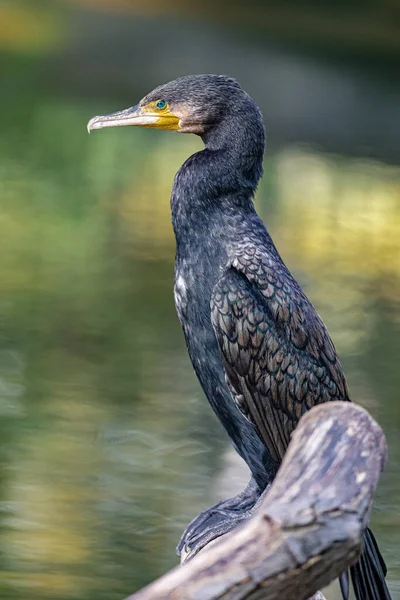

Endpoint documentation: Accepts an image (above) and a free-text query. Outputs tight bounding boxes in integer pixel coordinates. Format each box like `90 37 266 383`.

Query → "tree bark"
123 401 387 600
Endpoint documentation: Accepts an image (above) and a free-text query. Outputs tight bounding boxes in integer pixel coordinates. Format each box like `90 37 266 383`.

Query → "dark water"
1 23 400 600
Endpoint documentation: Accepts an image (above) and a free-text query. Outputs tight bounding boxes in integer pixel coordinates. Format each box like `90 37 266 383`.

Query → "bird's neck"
171 112 265 242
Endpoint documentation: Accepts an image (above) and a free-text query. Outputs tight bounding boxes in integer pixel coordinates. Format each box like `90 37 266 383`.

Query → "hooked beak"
87 103 180 133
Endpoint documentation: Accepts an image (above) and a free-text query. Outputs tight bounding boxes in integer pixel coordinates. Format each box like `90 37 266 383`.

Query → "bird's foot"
177 477 270 563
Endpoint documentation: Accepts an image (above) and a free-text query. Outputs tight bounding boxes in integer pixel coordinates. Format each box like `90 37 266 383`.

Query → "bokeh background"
1 1 399 599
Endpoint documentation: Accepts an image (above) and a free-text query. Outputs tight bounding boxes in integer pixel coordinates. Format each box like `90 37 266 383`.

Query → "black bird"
88 74 390 600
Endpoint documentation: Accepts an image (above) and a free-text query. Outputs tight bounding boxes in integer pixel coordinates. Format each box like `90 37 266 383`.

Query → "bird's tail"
340 527 391 600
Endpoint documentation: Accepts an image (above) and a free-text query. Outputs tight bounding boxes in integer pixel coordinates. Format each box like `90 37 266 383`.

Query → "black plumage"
88 74 390 600
211 253 348 464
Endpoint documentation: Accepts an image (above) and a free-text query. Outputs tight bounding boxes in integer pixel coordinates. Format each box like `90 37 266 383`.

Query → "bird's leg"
177 476 271 563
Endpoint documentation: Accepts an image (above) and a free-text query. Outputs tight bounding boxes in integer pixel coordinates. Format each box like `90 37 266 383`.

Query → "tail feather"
339 572 349 600
347 527 391 600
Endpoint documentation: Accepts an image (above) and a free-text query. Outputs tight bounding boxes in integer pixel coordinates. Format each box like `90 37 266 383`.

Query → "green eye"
156 100 167 109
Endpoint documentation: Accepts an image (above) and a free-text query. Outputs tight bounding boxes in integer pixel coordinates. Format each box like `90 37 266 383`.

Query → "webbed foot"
177 476 270 562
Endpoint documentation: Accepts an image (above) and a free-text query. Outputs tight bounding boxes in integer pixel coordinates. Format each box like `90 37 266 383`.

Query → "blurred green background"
0 1 399 599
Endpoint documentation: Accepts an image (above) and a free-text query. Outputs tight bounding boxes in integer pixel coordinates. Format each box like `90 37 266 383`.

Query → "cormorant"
88 74 390 600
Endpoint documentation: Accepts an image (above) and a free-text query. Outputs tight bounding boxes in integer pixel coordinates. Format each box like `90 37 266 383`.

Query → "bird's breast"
174 239 226 324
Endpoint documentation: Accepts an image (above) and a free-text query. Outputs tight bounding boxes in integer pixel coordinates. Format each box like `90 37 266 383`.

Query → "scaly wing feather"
211 247 350 464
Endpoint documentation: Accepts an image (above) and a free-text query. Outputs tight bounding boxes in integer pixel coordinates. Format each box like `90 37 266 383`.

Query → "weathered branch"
123 402 387 600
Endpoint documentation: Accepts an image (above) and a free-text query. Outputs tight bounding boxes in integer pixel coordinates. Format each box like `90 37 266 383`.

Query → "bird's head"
87 74 253 137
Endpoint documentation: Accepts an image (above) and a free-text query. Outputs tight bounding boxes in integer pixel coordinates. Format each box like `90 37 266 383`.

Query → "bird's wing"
211 248 350 464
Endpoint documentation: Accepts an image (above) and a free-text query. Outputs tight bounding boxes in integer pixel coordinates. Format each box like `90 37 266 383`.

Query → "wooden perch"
123 401 387 600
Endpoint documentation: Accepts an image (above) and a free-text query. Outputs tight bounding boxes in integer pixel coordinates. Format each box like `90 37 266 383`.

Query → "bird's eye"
156 100 167 109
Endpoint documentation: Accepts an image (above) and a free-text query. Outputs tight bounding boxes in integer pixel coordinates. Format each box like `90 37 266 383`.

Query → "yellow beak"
87 103 180 132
